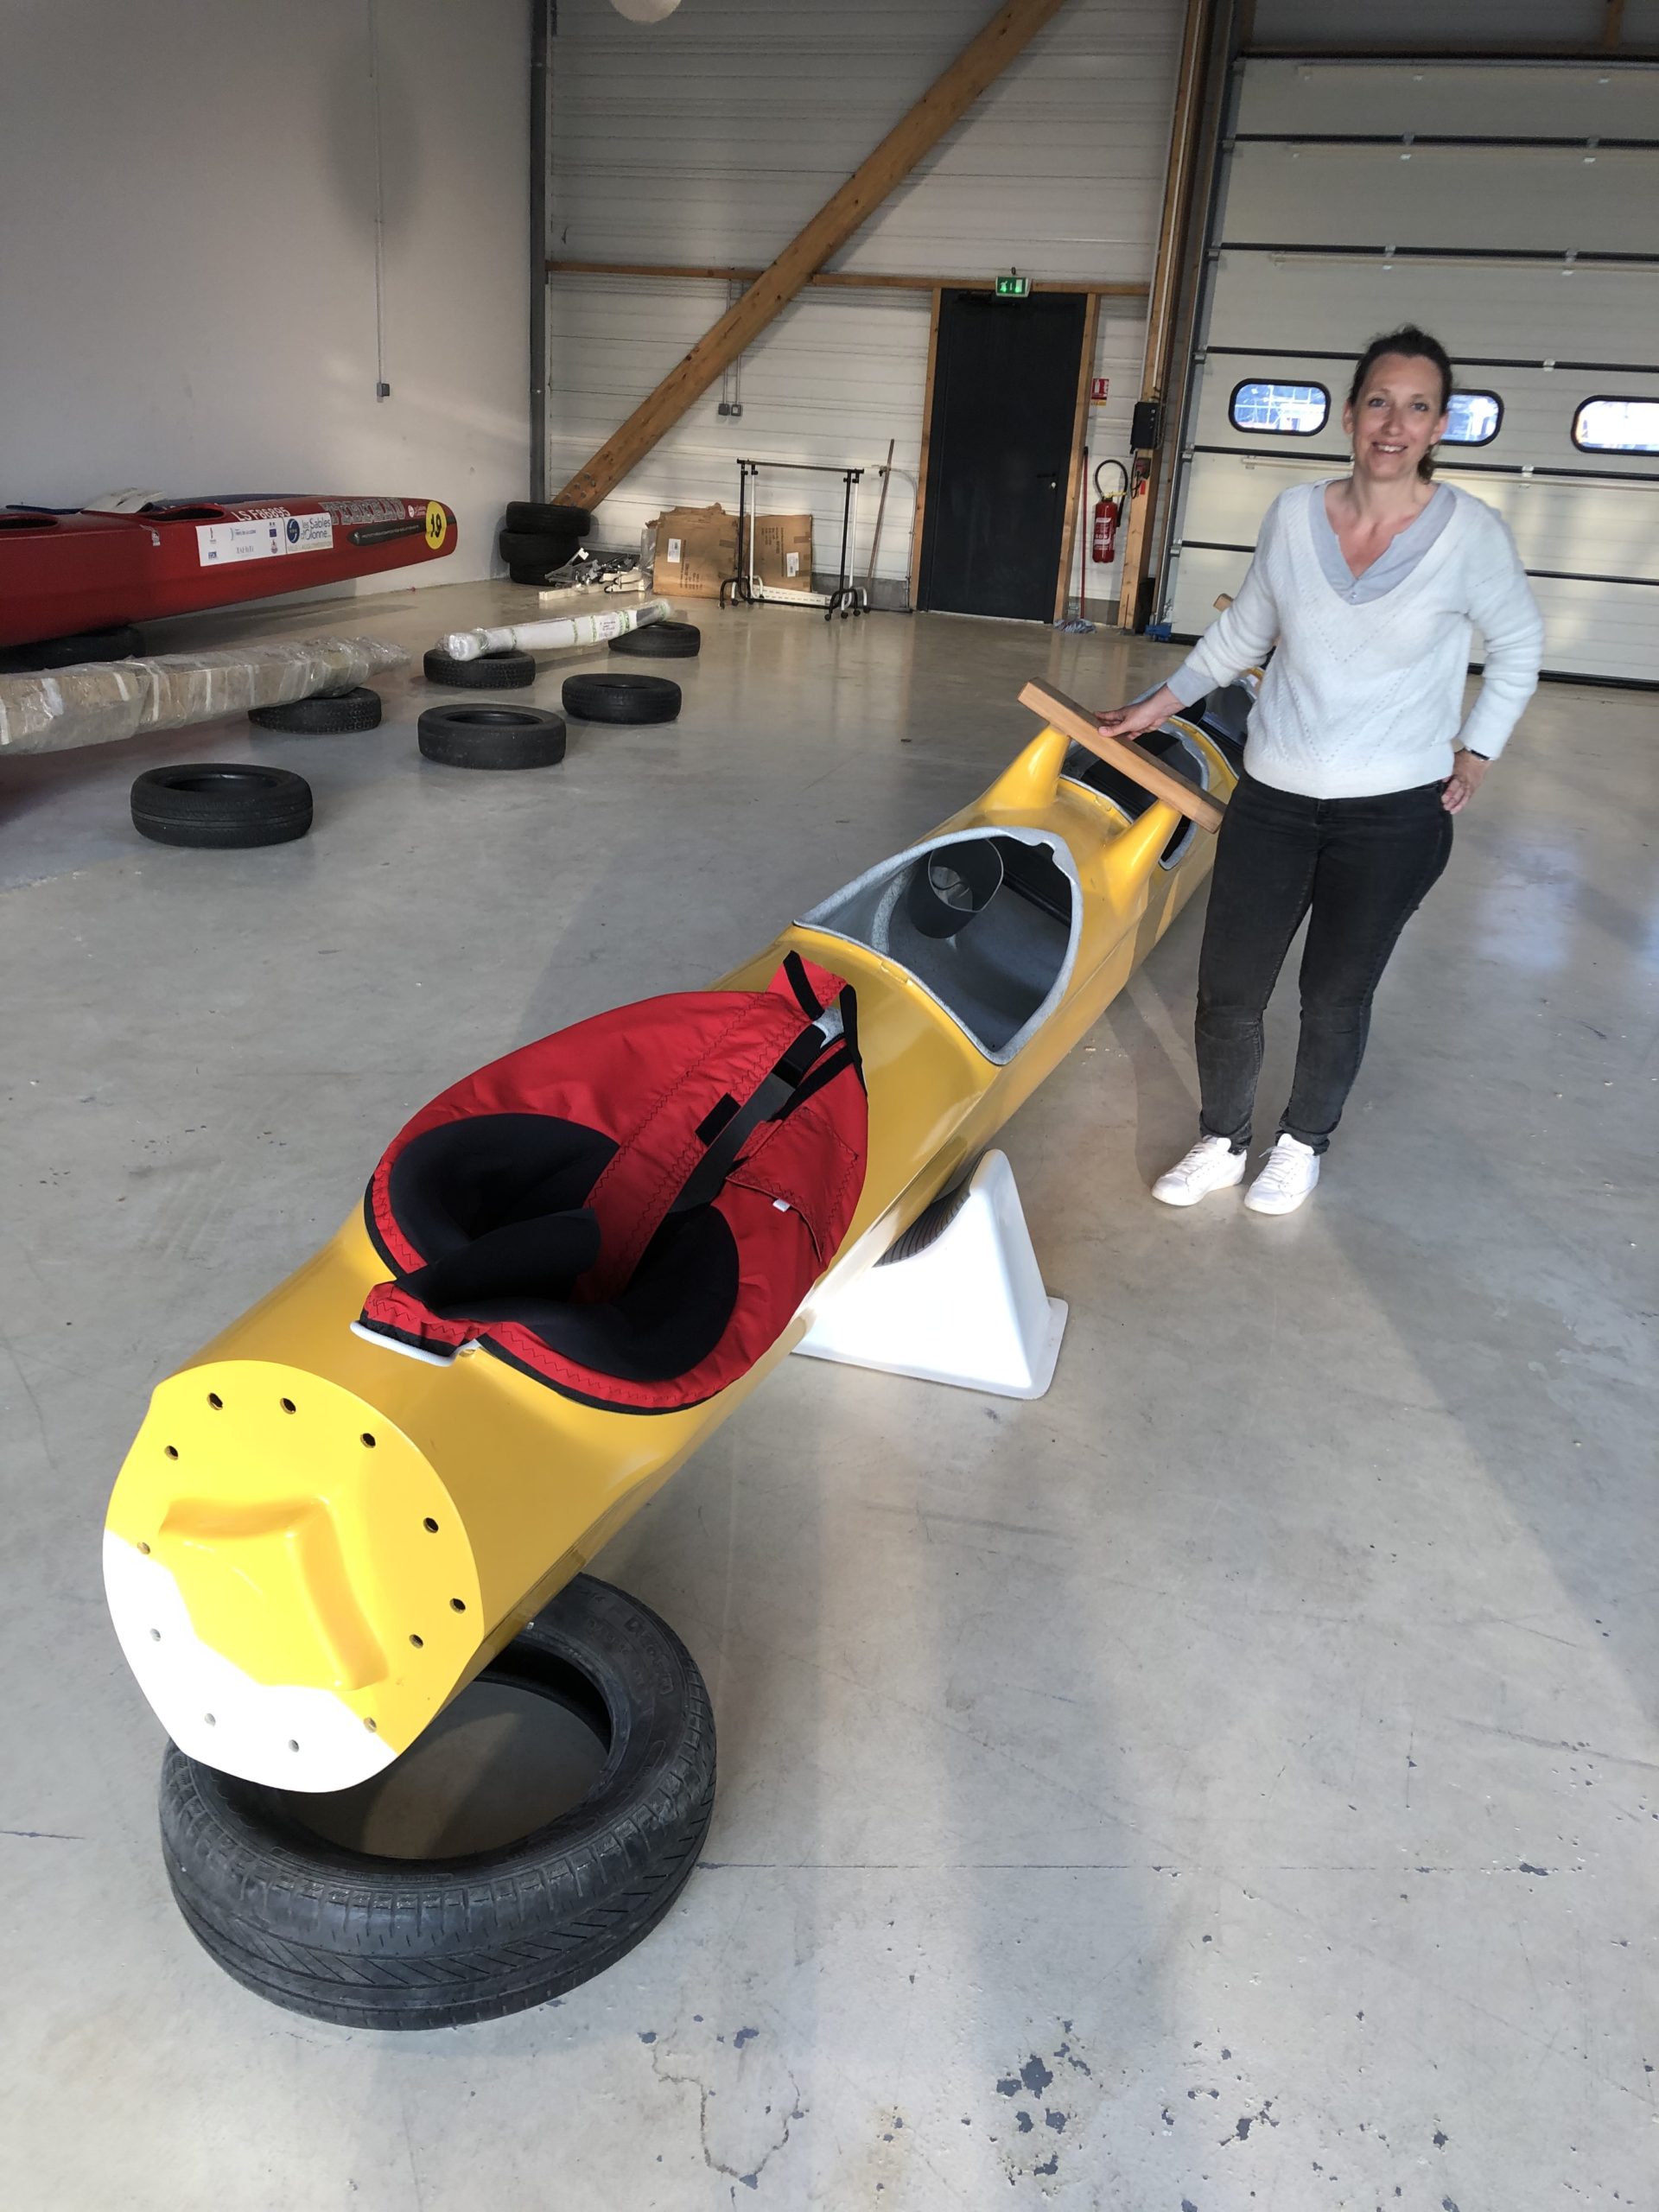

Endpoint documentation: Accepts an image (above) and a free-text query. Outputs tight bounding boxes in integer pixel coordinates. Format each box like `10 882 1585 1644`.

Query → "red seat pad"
360 957 867 1411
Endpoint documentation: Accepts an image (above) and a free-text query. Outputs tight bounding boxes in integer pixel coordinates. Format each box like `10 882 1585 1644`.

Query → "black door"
918 289 1087 621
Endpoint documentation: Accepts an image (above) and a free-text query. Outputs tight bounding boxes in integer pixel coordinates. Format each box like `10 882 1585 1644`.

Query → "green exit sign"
995 274 1030 298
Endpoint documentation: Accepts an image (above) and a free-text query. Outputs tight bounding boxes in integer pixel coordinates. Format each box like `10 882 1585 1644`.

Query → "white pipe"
436 597 671 661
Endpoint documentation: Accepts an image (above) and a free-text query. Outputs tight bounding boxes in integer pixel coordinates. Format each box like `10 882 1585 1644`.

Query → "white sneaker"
1244 1135 1321 1216
1153 1135 1247 1207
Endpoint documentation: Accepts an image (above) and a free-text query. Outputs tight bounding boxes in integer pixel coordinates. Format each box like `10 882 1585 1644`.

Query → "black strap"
779 1043 857 1117
668 1000 862 1217
667 1025 818 1216
781 950 823 1019
834 983 862 1090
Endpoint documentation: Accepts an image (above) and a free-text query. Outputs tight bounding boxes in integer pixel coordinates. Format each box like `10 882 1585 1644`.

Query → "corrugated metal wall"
1163 55 1659 683
1249 0 1659 46
546 0 1188 602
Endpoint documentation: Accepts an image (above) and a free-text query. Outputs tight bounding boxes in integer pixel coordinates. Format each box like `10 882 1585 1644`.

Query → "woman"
1099 326 1543 1216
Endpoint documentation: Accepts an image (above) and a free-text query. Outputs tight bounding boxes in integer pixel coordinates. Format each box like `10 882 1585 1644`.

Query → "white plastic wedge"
796 1150 1067 1400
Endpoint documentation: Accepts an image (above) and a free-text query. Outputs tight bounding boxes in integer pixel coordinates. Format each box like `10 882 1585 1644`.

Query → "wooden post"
1052 292 1101 622
865 437 897 603
553 0 1075 510
1116 0 1215 629
910 289 944 612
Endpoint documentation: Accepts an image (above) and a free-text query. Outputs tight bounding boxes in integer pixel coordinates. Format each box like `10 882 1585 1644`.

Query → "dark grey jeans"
1196 770 1453 1154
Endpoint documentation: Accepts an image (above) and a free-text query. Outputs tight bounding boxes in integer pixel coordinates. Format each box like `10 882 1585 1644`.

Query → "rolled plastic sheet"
435 597 669 662
0 635 409 756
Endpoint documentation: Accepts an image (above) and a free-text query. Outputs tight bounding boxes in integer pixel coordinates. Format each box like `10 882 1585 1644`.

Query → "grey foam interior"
802 830 1077 1062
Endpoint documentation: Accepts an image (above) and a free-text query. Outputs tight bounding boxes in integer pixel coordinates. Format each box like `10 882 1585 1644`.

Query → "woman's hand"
1442 750 1489 813
1096 684 1179 744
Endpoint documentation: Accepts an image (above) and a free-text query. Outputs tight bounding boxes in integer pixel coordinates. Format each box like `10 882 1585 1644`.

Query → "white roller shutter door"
1162 58 1659 684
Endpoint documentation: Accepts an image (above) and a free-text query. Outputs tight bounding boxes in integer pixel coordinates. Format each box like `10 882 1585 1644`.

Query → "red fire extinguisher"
1092 459 1128 564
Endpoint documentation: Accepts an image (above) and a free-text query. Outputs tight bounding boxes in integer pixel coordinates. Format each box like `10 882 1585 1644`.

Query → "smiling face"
1344 352 1451 485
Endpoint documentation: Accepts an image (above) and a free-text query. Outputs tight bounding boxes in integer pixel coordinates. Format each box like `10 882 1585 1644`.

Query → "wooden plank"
1115 448 1157 633
865 436 897 601
910 289 944 612
552 0 1077 508
1018 679 1226 832
1052 293 1101 622
546 257 1149 299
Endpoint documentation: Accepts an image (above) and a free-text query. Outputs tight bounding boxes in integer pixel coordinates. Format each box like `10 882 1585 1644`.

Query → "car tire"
499 527 586 570
878 1165 979 1266
506 563 567 588
562 672 682 724
157 1574 716 2030
422 648 536 690
417 704 567 770
130 764 313 849
248 686 383 735
503 502 593 537
609 620 701 660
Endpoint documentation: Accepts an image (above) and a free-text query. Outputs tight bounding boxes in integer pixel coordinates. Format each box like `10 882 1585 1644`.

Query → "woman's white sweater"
1168 481 1544 798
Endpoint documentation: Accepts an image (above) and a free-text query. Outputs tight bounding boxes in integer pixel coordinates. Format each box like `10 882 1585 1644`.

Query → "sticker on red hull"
197 513 334 566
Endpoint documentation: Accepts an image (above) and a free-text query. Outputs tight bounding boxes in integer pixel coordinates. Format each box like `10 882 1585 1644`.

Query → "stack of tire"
499 501 592 587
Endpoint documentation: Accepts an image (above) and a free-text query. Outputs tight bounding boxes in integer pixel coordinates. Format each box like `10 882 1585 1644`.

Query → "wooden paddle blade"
1018 678 1226 834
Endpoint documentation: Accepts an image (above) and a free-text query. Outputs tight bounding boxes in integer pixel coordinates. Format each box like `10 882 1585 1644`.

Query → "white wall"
547 0 1187 601
0 0 531 594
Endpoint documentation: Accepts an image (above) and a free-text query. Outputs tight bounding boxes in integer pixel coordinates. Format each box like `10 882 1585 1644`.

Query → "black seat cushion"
373 1110 741 1384
453 1205 741 1384
387 1113 617 1259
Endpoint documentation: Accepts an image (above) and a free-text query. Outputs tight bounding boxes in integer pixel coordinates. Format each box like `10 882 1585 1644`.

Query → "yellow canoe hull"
104 715 1234 1789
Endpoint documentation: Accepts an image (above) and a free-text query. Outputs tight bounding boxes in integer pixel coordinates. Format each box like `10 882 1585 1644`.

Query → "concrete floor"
2 580 1656 2210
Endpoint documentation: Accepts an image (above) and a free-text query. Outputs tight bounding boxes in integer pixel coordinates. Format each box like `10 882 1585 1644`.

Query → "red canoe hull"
0 494 457 649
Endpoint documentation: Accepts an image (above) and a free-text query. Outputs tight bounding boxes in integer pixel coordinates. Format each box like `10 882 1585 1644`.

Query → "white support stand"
796 1151 1067 1401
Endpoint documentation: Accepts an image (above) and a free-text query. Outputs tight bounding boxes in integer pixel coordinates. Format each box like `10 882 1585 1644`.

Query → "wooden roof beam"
553 0 1075 511
548 257 1147 298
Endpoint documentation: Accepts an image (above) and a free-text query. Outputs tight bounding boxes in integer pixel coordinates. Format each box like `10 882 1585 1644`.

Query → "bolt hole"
360 1432 377 1449
449 1598 467 1612
207 1392 223 1409
280 1396 296 1414
288 1739 301 1753
409 1634 424 1648
138 1541 151 1555
203 1713 216 1726
364 1717 378 1733
423 1516 440 1533
163 1445 179 1460
149 1629 161 1642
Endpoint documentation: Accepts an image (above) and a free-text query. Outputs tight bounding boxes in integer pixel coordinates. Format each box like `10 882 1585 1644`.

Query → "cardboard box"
750 512 815 590
646 504 739 600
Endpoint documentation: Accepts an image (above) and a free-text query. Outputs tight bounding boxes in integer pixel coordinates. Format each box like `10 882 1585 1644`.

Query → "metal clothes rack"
719 459 867 621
